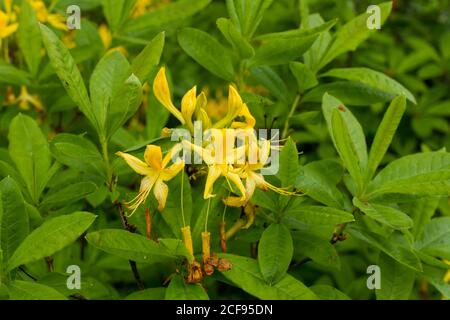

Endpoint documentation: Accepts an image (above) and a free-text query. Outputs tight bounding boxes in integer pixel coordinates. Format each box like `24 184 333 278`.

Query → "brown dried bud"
217 258 232 272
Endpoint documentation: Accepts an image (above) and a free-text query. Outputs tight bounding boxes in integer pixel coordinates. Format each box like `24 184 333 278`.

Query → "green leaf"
41 182 97 207
165 275 209 300
348 227 422 272
0 177 29 261
217 18 255 59
278 138 299 188
258 223 293 285
50 133 105 177
292 231 340 269
178 28 235 81
303 14 333 73
17 0 41 76
353 198 413 230
226 0 274 38
401 197 440 240
303 81 394 106
318 1 392 69
219 254 317 299
249 34 318 67
367 95 407 180
295 159 345 209
7 212 96 271
124 0 212 33
421 265 450 298
8 281 67 300
8 114 52 204
284 205 354 226
0 60 30 86
367 152 450 198
289 62 318 93
331 108 365 191
106 73 143 139
376 252 415 300
415 217 450 260
102 0 137 33
131 32 165 83
85 229 192 263
40 24 96 129
322 94 368 190
322 68 416 104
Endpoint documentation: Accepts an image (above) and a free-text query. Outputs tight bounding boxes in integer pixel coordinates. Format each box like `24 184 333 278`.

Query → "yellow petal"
98 24 112 49
223 196 246 207
232 103 256 129
48 14 67 30
224 170 247 200
144 145 163 170
116 151 152 175
125 174 158 216
153 67 185 124
161 160 184 181
204 165 222 199
181 86 197 129
162 143 183 168
153 179 168 211
182 140 215 165
213 85 244 129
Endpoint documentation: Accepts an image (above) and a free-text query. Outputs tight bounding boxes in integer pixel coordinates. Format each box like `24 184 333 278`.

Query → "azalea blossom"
0 0 17 39
116 144 184 214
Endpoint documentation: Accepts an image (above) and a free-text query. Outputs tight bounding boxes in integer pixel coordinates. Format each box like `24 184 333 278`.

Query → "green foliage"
0 0 448 301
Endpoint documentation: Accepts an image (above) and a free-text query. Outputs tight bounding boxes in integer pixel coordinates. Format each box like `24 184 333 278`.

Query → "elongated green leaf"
367 152 450 198
348 227 422 272
8 281 67 300
217 18 254 59
85 229 192 263
376 252 415 300
178 28 235 81
331 108 365 191
41 182 97 207
367 95 407 180
226 0 274 37
0 60 30 86
415 217 450 259
284 205 354 226
89 51 132 138
219 254 317 299
131 32 165 83
249 34 318 67
258 224 293 284
318 1 392 69
102 0 137 32
50 133 105 177
278 138 299 188
8 114 51 204
0 177 29 261
304 81 393 106
401 197 439 240
295 159 345 209
166 275 209 300
353 198 413 230
17 0 41 76
303 14 333 73
292 231 340 269
107 74 143 139
322 94 368 183
322 68 415 104
40 24 96 129
7 212 96 271
289 62 318 93
124 0 211 33
422 265 450 298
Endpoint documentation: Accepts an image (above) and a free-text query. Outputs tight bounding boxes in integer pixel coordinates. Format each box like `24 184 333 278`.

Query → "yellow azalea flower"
116 144 184 214
182 130 247 200
231 103 256 129
30 0 67 30
0 0 18 39
153 67 196 126
212 86 244 129
204 88 228 121
224 138 296 207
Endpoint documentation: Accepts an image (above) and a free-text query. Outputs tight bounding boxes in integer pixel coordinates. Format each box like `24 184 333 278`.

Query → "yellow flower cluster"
117 67 294 216
0 0 17 39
